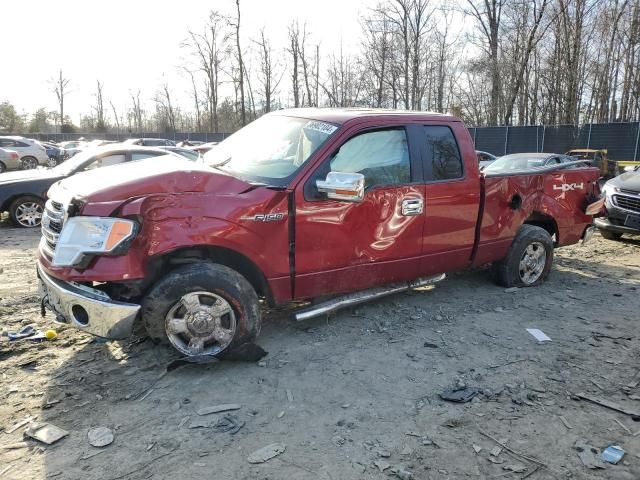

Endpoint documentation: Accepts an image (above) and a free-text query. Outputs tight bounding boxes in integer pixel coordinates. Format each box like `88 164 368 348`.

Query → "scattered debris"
196 404 241 416
602 445 625 464
277 411 285 418
479 430 546 468
87 427 114 447
212 414 244 434
472 444 482 454
391 466 414 480
526 328 551 342
440 386 479 403
574 439 604 470
423 341 439 348
503 464 527 473
6 416 36 434
577 392 640 418
490 445 503 457
8 325 36 341
286 389 294 402
558 415 572 430
331 435 346 447
247 443 286 464
0 441 30 450
377 449 391 458
25 423 69 445
614 418 632 434
373 460 390 472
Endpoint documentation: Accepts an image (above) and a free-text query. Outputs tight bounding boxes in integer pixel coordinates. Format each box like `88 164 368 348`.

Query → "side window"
424 126 463 181
131 152 162 161
545 157 561 165
0 140 15 147
83 154 126 171
329 129 410 188
15 141 30 147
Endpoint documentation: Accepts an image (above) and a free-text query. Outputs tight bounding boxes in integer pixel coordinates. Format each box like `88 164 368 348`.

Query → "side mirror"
316 171 365 202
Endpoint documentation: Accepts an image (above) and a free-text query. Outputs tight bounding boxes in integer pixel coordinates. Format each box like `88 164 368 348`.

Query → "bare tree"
183 11 227 132
231 0 247 125
184 68 202 132
130 90 144 133
154 80 177 132
253 29 283 113
51 70 70 132
94 80 106 131
109 100 121 135
287 21 302 107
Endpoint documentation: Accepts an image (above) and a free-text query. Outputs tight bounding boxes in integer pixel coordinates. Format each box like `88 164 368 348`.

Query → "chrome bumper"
37 262 140 339
580 225 596 244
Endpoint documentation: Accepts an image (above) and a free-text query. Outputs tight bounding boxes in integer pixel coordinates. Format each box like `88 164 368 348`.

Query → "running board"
293 274 446 322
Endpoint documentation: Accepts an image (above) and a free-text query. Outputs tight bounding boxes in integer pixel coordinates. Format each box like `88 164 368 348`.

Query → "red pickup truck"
37 109 601 358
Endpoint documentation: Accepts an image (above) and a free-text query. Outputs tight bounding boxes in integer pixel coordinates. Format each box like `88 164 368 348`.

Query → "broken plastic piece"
602 445 624 464
439 387 479 403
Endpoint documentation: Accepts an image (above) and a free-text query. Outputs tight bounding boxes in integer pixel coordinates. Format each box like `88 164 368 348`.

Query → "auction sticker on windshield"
304 121 338 135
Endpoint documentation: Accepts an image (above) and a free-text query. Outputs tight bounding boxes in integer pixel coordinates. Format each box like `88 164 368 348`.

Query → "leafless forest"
1 0 639 134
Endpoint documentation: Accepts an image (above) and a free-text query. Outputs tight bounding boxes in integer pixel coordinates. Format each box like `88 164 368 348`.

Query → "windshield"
203 114 338 185
484 154 552 172
51 148 103 175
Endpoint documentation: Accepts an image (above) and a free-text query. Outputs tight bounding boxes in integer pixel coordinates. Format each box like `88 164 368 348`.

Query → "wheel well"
524 212 558 245
148 246 274 305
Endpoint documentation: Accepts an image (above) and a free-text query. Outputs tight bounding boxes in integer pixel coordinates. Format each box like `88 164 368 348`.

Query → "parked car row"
0 145 202 227
0 136 215 174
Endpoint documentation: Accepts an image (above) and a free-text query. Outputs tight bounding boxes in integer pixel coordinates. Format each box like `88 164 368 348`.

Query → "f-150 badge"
553 183 584 192
241 213 286 222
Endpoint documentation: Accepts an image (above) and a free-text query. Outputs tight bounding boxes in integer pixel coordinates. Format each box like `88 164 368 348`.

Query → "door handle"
401 198 424 216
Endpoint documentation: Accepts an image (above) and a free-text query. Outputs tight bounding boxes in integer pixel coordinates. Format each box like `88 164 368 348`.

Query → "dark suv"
596 166 640 239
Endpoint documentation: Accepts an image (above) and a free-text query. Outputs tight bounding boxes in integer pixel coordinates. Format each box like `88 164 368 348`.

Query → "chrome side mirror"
316 171 365 202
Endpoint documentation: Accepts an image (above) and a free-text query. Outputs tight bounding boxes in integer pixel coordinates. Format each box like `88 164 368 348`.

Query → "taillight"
11 152 18 159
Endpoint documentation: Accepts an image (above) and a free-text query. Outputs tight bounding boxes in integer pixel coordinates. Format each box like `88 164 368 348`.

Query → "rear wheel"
599 229 623 241
141 263 261 357
0 162 6 173
492 225 554 288
47 157 58 168
21 156 38 170
9 196 44 228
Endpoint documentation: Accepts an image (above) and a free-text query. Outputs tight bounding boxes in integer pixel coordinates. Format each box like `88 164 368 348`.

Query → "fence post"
587 123 592 149
541 125 546 152
503 126 509 155
634 122 640 161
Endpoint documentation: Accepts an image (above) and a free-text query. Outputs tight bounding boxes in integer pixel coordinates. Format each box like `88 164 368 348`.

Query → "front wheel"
47 157 59 168
141 263 261 357
9 196 44 228
492 225 554 288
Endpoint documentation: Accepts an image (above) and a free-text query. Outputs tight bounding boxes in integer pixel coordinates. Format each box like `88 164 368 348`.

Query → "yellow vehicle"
566 149 617 178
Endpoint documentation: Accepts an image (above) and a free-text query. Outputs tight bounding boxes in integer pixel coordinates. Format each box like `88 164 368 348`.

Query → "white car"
0 136 49 169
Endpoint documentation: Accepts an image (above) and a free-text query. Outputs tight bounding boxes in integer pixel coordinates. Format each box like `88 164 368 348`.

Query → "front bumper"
595 217 640 235
37 262 140 339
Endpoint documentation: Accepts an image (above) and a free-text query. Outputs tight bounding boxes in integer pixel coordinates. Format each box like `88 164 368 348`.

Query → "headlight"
601 183 619 198
53 217 138 267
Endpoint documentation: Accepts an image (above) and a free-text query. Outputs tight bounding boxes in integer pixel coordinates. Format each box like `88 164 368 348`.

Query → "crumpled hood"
48 156 254 204
0 168 59 185
608 171 640 192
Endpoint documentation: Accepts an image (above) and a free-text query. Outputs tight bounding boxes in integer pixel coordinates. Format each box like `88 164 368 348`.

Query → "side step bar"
293 274 446 322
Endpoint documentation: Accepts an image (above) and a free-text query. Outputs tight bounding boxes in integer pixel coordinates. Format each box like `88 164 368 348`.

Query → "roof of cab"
271 108 459 125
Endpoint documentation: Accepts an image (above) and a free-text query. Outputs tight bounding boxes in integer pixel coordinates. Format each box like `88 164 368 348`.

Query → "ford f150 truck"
37 109 601 358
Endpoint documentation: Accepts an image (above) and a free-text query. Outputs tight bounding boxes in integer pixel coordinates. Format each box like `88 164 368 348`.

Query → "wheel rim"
22 158 37 169
164 291 237 356
47 158 57 167
518 242 546 284
15 201 44 227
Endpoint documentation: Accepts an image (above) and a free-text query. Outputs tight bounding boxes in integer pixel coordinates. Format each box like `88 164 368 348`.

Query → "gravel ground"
0 221 639 480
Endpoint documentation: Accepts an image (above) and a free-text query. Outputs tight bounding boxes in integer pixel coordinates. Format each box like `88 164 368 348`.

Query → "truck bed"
473 164 600 266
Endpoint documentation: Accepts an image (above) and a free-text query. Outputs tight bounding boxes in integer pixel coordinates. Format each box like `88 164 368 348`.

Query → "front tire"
9 196 44 228
21 156 39 169
599 229 622 241
141 263 261 358
492 225 554 288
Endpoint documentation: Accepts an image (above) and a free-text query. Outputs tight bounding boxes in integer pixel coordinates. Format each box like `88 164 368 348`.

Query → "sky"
0 0 376 123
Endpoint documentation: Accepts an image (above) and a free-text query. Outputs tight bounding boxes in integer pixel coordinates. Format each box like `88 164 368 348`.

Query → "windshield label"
305 121 338 135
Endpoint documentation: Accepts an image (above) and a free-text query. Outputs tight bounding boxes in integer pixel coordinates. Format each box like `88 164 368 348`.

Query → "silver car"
0 147 21 173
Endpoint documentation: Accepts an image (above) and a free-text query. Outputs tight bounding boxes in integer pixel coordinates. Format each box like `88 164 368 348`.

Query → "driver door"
294 125 426 299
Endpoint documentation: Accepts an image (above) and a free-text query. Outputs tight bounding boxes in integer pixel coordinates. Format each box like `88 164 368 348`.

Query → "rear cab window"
423 126 463 181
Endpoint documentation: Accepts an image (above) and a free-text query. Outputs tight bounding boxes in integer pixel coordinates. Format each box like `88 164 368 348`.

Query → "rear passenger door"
419 124 481 275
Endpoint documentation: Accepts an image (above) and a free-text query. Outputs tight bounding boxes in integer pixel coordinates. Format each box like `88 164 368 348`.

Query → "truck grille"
613 194 640 214
41 199 67 259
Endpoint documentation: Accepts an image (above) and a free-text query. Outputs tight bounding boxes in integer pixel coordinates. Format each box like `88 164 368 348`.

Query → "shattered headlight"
53 217 138 267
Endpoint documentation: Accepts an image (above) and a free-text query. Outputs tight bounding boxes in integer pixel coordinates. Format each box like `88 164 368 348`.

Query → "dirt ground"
0 221 639 480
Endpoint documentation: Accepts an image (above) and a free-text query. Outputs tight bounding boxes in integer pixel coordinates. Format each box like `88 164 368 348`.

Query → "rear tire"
0 161 6 173
492 225 554 288
9 196 44 228
599 229 623 241
141 263 261 358
21 156 38 170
